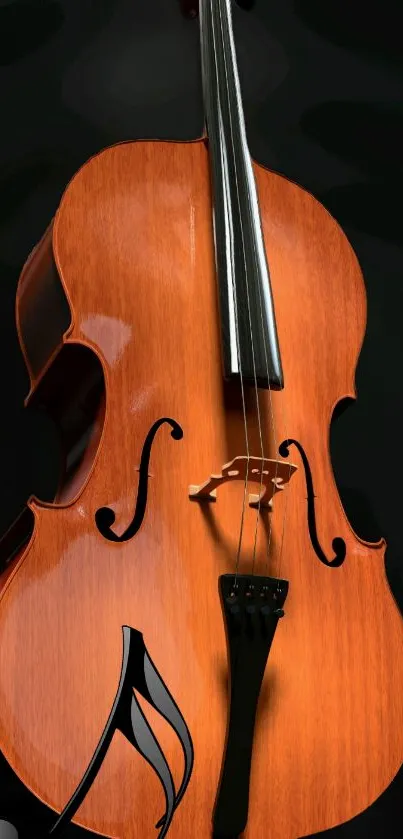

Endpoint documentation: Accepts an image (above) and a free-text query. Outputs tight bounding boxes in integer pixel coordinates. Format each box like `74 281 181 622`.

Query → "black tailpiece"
213 574 288 839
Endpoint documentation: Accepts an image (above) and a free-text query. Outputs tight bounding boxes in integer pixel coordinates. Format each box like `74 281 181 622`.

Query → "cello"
0 0 402 837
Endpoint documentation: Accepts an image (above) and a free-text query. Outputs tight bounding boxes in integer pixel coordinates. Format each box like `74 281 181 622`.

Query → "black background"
0 0 402 836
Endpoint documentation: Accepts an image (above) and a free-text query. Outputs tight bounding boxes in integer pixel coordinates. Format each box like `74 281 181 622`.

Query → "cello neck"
199 0 284 389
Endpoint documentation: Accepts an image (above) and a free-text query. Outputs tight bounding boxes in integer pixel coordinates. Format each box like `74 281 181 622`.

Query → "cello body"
0 137 402 838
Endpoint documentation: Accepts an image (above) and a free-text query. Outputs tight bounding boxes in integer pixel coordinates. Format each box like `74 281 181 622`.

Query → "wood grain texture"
0 139 402 838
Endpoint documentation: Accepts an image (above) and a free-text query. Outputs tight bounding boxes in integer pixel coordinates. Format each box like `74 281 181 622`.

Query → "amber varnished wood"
0 140 402 839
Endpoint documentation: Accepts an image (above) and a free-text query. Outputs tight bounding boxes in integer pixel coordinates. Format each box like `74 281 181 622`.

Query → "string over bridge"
189 456 297 509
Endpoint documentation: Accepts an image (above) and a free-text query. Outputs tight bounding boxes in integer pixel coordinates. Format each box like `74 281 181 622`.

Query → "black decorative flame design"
49 627 194 838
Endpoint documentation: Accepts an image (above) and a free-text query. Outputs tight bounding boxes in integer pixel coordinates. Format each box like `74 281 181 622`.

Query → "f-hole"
279 438 346 567
95 418 183 543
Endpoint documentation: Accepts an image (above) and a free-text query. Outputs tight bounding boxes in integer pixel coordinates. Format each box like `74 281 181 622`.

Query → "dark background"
0 0 402 836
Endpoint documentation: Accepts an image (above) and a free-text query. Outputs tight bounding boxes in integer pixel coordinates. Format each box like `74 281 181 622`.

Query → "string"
203 0 250 577
253 286 279 577
219 124 251 574
215 0 264 578
218 0 282 578
204 0 291 584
